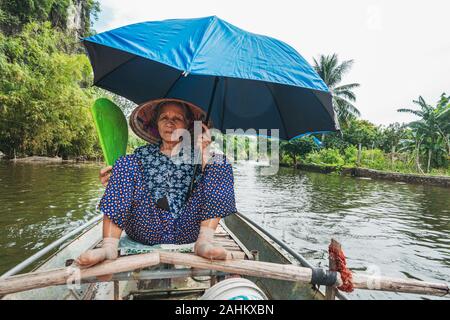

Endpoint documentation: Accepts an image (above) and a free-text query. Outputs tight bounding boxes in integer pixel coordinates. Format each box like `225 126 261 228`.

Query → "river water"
0 161 449 299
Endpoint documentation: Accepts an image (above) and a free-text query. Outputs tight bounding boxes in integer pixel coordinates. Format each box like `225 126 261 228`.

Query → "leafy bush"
343 145 358 166
280 136 318 164
280 154 294 166
322 132 349 151
0 22 101 159
360 149 388 170
304 148 345 167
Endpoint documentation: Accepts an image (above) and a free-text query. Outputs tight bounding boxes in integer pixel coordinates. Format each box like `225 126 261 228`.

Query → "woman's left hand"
195 123 212 170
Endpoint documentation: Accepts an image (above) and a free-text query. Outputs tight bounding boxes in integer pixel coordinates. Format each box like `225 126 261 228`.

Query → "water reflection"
0 161 448 300
0 162 103 273
234 164 450 300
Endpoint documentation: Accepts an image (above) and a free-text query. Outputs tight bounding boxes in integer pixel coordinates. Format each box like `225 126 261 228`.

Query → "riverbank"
4 156 450 187
2 156 102 163
9 156 63 163
281 163 450 187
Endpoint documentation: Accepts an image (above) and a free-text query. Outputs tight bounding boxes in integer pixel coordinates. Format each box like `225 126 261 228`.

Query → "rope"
328 243 354 293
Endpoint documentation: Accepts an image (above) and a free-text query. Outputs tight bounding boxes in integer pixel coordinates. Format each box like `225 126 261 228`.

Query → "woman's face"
157 104 188 143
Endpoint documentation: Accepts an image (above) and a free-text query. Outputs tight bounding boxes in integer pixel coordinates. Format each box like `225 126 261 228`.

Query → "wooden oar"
0 252 159 296
90 98 128 166
158 252 449 297
0 251 448 297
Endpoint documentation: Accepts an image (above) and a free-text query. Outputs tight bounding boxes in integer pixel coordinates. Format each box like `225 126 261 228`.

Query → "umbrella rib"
264 82 289 139
92 54 138 86
220 78 228 132
163 73 184 98
310 90 339 130
205 76 219 122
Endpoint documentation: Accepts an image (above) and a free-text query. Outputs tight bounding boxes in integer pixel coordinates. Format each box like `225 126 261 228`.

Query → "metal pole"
1 214 102 279
81 268 228 284
186 76 220 201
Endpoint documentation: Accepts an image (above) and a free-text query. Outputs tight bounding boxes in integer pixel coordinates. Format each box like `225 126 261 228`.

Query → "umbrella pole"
186 76 219 202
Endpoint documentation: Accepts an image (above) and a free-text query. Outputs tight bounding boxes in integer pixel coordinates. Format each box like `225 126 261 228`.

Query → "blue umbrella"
83 16 339 140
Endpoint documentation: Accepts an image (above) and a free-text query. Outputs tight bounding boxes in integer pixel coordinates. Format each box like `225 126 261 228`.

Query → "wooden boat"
1 213 334 300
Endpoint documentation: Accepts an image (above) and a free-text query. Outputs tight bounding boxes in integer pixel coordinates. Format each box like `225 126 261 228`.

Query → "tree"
0 22 100 158
342 119 379 148
1 0 63 34
280 136 318 165
0 0 100 36
379 122 408 153
313 53 361 126
398 130 426 174
435 93 450 155
398 95 449 172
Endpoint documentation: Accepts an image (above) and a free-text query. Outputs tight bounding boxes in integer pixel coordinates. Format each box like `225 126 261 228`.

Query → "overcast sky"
93 0 450 126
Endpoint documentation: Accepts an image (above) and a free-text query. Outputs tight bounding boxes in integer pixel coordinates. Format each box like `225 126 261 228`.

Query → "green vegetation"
397 94 450 173
0 2 448 179
0 0 99 36
281 96 450 176
281 53 450 177
0 1 102 160
0 22 100 159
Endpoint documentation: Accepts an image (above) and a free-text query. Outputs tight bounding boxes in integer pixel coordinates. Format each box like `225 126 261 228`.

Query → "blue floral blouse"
98 143 237 245
134 143 202 219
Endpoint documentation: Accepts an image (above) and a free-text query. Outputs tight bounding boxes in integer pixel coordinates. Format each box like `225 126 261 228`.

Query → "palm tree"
398 129 426 174
313 54 361 126
398 94 450 173
435 93 450 155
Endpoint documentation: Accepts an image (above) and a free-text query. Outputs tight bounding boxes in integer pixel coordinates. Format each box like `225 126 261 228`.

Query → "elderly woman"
76 98 237 268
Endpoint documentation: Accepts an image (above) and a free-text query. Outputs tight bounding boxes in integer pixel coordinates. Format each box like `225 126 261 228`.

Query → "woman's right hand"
99 166 112 187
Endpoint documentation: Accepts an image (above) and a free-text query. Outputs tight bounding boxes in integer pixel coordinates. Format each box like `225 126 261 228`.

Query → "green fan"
91 98 128 166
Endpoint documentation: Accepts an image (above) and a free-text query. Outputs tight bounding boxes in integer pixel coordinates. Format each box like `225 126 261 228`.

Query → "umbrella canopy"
83 16 339 140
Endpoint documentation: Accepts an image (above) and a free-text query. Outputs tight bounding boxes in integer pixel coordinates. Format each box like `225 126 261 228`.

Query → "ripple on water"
234 165 450 299
0 161 449 299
